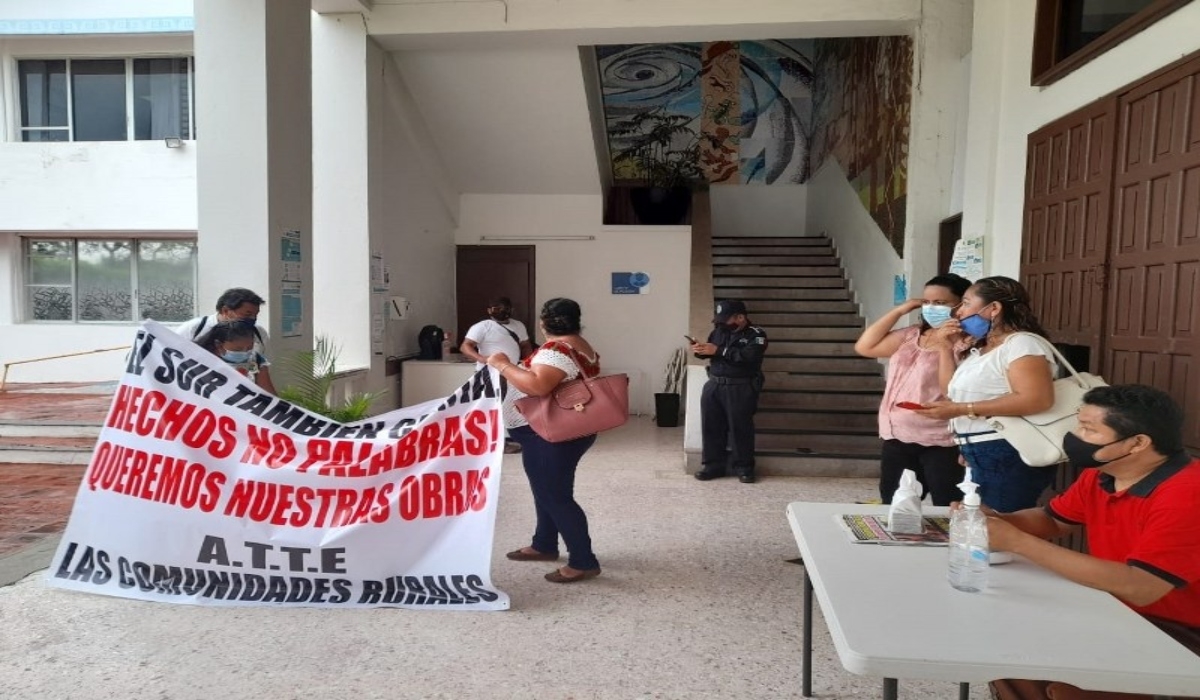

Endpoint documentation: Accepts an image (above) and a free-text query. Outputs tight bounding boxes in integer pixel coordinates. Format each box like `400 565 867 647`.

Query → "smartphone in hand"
895 401 927 410
684 335 698 344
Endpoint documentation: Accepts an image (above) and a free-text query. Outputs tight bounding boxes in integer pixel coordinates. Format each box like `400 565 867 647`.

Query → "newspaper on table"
839 513 951 546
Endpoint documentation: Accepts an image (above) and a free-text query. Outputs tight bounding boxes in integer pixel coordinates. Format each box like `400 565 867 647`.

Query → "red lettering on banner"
209 415 238 459
464 409 491 454
370 483 393 523
467 466 490 512
439 417 465 457
84 440 225 512
396 467 490 521
418 423 441 462
421 473 443 518
222 479 413 527
331 489 358 526
104 387 236 458
297 410 501 480
295 438 331 473
443 469 465 516
135 390 166 435
155 398 196 441
241 425 296 469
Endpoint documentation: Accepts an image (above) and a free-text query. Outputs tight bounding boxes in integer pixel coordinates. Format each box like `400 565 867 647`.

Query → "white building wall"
961 0 1200 277
455 193 691 415
0 32 198 382
0 0 192 25
709 185 807 238
369 47 460 396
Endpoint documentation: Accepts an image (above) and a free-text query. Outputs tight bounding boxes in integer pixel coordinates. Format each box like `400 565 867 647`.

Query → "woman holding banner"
195 320 275 391
486 298 602 584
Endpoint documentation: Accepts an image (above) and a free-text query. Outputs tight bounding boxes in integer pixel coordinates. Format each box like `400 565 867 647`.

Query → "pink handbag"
515 373 629 442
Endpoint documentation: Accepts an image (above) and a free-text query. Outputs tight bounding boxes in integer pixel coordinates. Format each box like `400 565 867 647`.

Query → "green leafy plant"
611 109 704 190
277 335 383 422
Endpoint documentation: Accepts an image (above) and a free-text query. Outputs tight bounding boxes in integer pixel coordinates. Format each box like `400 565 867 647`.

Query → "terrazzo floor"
0 417 991 699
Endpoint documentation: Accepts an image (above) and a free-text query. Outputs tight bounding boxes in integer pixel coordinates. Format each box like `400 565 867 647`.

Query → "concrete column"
312 13 371 369
904 0 974 287
194 0 313 365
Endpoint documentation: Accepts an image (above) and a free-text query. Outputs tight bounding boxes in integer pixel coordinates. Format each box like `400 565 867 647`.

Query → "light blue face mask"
223 349 253 364
921 305 954 328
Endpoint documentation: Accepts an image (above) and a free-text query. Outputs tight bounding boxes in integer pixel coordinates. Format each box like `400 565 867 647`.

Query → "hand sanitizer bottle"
948 468 989 592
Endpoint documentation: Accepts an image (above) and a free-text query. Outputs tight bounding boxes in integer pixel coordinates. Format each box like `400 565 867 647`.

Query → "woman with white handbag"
916 277 1060 512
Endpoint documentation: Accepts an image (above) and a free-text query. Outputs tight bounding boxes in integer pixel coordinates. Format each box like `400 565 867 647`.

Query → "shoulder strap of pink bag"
522 340 600 378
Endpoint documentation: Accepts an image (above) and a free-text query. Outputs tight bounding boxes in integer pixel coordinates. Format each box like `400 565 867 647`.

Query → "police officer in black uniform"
692 300 768 483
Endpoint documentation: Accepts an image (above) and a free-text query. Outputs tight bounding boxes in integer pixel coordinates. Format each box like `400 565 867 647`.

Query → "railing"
0 346 128 393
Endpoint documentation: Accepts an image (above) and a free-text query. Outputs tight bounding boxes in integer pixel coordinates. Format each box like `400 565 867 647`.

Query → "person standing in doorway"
461 296 532 454
692 300 768 483
176 287 276 394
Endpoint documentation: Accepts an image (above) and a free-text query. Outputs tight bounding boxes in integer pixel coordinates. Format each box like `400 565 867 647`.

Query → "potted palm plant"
277 335 384 422
654 347 687 427
610 109 703 225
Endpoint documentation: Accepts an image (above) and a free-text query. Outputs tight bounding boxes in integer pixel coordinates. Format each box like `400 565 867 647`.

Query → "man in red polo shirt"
986 384 1199 699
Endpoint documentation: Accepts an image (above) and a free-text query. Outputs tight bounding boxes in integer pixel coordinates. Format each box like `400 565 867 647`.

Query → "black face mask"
714 320 739 330
1062 432 1130 469
489 310 511 322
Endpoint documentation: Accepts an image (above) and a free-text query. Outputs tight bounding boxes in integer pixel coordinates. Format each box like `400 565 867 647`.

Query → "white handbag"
986 334 1108 467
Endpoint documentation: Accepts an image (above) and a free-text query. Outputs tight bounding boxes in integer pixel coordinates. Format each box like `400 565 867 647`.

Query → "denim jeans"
508 425 599 571
957 437 1055 512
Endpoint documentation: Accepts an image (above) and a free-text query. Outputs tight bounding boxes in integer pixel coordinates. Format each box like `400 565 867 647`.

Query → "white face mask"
921 304 954 328
222 349 253 364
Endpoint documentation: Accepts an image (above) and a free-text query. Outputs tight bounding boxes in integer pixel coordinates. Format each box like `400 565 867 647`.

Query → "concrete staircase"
0 424 99 465
712 236 883 477
0 383 111 466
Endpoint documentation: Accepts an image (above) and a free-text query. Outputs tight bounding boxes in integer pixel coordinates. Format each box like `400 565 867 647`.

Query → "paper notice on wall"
281 282 303 337
948 237 984 279
372 313 385 355
281 230 303 283
370 252 387 293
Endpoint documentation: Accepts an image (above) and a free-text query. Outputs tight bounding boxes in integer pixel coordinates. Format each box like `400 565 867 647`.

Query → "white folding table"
786 502 1200 700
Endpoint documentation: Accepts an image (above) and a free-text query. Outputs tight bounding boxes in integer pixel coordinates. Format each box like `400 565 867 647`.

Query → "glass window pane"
21 129 70 142
134 58 190 140
18 60 68 128
77 240 132 321
136 241 196 321
25 240 73 284
27 287 73 321
72 60 127 141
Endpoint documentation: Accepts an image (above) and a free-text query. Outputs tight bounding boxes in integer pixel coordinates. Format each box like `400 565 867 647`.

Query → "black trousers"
878 439 964 506
700 378 759 475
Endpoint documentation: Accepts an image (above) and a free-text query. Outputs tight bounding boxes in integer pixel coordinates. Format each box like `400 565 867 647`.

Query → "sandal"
544 567 601 583
506 548 559 562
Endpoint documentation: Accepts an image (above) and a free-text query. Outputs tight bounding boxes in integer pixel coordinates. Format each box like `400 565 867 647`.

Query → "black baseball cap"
713 300 747 322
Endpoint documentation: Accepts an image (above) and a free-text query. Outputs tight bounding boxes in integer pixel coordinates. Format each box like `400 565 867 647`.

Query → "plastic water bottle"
947 468 989 592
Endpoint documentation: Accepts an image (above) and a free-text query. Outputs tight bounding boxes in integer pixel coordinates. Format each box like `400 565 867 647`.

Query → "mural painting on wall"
810 36 913 255
599 40 813 187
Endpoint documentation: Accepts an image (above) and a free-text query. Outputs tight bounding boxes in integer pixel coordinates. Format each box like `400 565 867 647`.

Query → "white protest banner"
46 321 509 610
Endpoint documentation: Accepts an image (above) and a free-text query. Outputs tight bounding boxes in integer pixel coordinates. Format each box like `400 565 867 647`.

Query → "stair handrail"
0 346 128 393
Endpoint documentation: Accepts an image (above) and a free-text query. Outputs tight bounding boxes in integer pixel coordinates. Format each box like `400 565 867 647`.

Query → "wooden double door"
1023 51 1200 452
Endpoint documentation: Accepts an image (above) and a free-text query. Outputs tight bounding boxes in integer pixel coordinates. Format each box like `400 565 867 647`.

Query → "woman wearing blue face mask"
195 321 274 390
855 273 971 505
917 276 1059 512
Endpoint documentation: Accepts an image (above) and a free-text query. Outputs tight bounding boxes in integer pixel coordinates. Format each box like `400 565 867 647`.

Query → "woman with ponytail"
917 276 1060 511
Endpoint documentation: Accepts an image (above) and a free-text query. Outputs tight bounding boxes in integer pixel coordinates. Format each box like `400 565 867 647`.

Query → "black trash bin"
654 392 680 427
